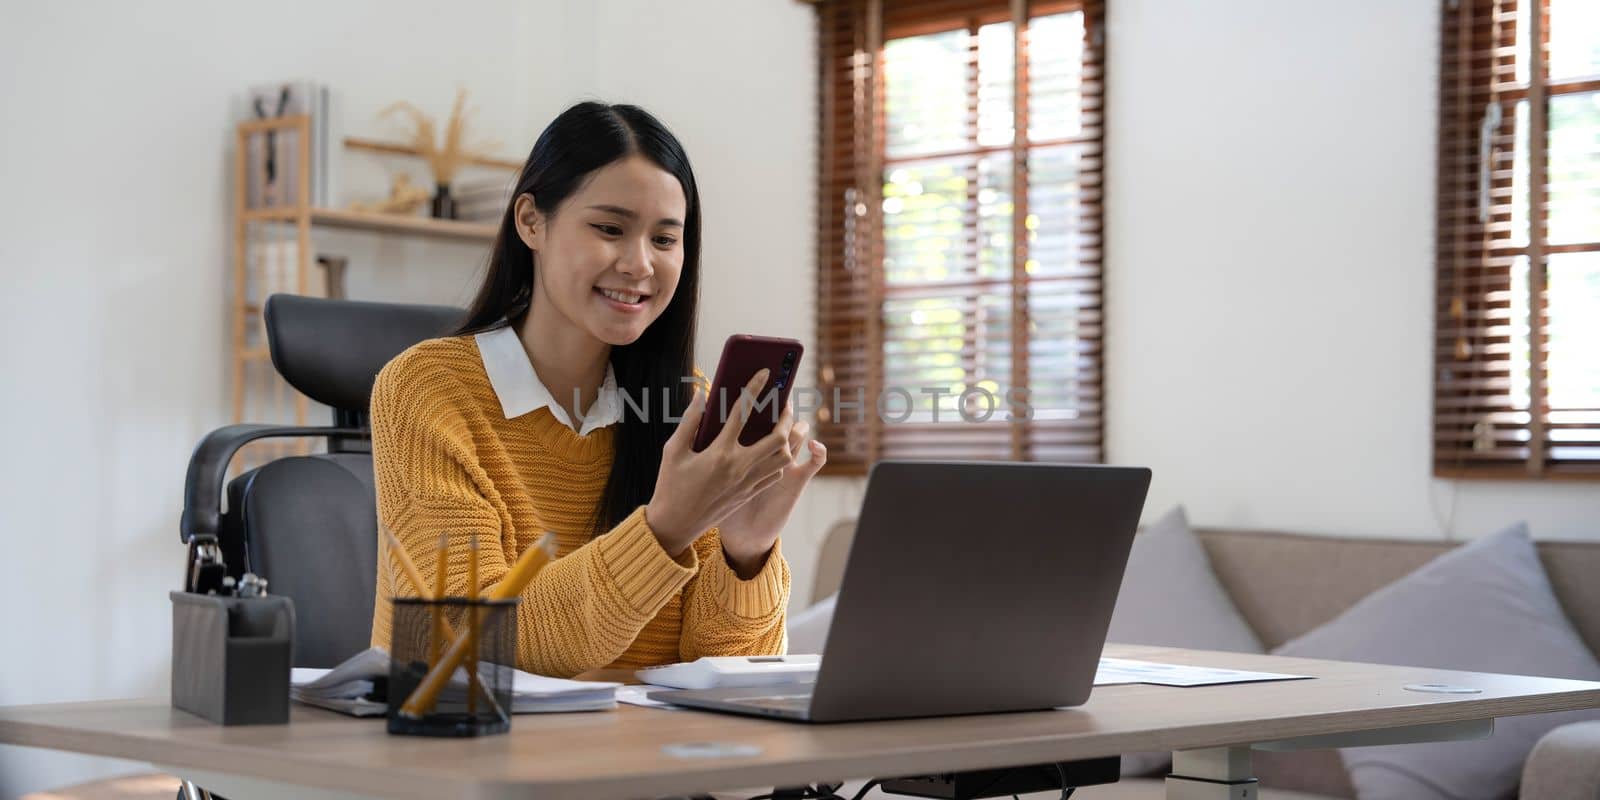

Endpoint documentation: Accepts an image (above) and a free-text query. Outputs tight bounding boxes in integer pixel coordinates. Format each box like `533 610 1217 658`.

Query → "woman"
367 102 826 678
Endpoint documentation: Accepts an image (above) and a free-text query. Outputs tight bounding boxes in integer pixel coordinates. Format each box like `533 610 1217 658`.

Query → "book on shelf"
453 177 514 222
241 80 335 209
245 240 330 305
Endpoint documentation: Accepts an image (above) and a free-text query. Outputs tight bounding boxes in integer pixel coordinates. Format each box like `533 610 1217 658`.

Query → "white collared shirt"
474 326 622 436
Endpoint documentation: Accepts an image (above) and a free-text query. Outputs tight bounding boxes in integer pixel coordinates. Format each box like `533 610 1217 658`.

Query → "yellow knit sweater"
367 335 790 678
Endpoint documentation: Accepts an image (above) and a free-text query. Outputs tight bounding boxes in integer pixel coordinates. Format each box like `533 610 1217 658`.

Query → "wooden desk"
3 645 1598 800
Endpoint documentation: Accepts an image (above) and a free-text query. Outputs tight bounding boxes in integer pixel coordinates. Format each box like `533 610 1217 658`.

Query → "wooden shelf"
241 206 497 241
344 136 523 171
230 117 505 428
309 208 498 241
241 207 303 223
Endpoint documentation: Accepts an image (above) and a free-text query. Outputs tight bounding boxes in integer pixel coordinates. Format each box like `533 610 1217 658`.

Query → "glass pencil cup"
387 597 518 737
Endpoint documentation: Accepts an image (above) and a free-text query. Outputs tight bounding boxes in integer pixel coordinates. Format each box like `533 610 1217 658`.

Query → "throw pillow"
1275 524 1600 800
1106 506 1264 654
1107 506 1266 777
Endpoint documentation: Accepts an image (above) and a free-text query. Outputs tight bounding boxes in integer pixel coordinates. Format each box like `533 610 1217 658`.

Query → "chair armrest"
1520 720 1600 800
179 423 365 543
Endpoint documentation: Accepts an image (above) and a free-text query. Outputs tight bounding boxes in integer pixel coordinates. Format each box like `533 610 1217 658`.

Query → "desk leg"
1165 747 1257 800
178 780 215 800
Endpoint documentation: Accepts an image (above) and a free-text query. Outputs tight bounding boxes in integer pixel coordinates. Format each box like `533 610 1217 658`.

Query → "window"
814 0 1106 473
1434 0 1600 479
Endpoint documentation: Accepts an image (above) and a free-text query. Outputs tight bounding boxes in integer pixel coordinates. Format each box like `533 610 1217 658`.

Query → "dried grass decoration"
379 88 501 219
350 173 430 215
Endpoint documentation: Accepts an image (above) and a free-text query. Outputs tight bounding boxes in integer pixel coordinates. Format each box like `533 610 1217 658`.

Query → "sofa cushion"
1251 749 1357 799
1108 506 1264 653
1106 507 1265 778
786 593 836 655
1274 524 1600 800
1520 720 1600 800
1195 530 1600 654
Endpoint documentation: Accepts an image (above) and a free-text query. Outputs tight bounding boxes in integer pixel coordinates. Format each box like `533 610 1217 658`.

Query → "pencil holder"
170 591 294 725
386 597 518 737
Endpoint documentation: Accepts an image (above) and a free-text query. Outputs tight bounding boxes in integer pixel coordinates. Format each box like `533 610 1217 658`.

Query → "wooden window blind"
1435 0 1600 479
814 0 1106 474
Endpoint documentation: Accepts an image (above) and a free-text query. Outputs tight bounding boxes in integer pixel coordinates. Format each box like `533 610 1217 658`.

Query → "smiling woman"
367 102 827 678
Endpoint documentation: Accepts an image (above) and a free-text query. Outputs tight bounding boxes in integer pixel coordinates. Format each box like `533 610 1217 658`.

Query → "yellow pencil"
380 528 499 716
383 527 430 601
466 534 480 715
381 527 502 717
431 533 449 687
383 527 451 621
400 532 554 718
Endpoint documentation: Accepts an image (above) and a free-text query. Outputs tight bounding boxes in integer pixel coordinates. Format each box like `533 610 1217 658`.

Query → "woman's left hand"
715 419 828 579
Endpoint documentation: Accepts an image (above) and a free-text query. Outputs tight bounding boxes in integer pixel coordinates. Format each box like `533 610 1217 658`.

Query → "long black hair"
455 102 701 537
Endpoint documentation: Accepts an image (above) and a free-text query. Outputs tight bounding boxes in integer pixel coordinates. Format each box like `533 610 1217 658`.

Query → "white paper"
289 647 619 715
289 692 387 717
291 647 391 691
616 685 683 710
510 669 621 698
1094 657 1309 687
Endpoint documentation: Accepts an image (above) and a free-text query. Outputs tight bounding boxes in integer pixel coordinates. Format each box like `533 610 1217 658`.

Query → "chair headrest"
264 294 464 413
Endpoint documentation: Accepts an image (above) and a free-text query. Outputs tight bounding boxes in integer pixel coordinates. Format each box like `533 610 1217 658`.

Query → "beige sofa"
806 521 1600 799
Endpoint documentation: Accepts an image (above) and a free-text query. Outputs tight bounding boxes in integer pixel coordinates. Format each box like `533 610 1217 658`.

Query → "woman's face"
519 155 688 347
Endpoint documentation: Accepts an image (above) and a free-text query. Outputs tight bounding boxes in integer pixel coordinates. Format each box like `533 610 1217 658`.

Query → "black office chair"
178 294 463 668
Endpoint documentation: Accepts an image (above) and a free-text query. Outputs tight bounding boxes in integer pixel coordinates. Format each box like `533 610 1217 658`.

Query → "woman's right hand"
645 369 796 557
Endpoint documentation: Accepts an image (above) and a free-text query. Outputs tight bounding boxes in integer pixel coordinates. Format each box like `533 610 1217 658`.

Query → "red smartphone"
692 335 805 452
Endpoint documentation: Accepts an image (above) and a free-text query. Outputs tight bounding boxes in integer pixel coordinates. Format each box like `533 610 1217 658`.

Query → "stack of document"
290 647 619 716
1093 658 1309 687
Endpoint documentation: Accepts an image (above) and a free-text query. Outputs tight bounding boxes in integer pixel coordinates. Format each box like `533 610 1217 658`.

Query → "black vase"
431 183 457 219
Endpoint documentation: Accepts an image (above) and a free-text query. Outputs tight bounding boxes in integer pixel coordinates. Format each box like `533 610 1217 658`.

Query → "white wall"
0 0 529 791
1101 0 1600 541
0 0 801 795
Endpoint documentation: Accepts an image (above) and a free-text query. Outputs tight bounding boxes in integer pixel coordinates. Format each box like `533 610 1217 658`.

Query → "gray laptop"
652 460 1151 723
